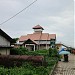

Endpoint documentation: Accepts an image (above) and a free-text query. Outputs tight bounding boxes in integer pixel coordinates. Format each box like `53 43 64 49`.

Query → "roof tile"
19 33 56 42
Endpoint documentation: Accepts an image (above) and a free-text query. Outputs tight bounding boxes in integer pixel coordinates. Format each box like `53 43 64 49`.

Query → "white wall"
35 40 50 44
34 29 43 32
0 35 10 46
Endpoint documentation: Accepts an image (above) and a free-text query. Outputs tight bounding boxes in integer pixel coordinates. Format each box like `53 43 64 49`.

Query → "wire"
0 0 37 26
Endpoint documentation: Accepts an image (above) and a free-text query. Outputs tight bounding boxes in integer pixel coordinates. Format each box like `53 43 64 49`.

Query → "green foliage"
3 48 58 75
25 49 49 56
49 48 58 57
0 60 55 75
11 48 49 56
0 56 58 75
10 47 28 55
13 38 19 42
35 49 49 56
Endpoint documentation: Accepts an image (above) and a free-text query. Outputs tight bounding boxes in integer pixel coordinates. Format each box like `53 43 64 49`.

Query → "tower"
32 25 44 33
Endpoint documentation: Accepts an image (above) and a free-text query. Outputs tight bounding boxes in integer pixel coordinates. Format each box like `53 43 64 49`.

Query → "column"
46 44 47 49
25 44 26 48
34 44 35 51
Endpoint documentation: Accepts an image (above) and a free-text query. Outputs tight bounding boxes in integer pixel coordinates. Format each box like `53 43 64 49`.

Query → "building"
0 29 14 55
18 25 56 51
56 43 68 51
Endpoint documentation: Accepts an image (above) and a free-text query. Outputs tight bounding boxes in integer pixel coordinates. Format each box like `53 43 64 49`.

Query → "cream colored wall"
0 35 10 46
56 44 61 50
56 44 67 51
0 49 10 55
46 45 50 49
39 44 50 50
26 45 32 51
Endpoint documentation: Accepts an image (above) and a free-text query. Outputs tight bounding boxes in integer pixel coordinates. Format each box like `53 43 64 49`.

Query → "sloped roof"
0 29 15 43
23 39 37 44
33 25 44 30
19 32 56 42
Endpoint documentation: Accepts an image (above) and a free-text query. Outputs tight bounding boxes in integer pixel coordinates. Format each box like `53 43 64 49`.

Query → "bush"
49 48 58 57
10 47 28 55
11 48 49 56
0 49 58 75
0 66 48 75
0 55 44 67
35 49 49 56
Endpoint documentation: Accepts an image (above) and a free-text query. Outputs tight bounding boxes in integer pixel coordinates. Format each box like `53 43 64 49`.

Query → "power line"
0 0 37 26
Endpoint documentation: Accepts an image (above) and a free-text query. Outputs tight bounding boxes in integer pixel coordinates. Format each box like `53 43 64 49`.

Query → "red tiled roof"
49 34 56 40
19 32 56 42
33 25 44 30
19 35 28 41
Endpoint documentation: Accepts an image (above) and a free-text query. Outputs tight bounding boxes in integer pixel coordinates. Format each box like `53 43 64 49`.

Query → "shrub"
10 47 28 55
0 55 44 67
0 48 58 75
35 49 49 56
11 48 49 56
49 48 58 57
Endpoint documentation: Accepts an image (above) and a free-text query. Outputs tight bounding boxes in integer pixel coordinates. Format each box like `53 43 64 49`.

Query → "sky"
0 0 74 47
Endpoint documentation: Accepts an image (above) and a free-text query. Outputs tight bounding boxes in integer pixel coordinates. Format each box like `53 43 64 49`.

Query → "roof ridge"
33 25 44 30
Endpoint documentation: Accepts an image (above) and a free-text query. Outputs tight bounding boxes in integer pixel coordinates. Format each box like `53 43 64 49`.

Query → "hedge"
0 55 44 67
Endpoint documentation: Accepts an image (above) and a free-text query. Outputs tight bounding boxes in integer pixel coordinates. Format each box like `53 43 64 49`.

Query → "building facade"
0 29 14 55
56 43 68 51
18 25 56 51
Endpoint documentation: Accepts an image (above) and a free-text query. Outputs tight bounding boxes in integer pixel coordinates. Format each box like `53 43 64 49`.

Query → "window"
51 45 55 48
50 41 55 45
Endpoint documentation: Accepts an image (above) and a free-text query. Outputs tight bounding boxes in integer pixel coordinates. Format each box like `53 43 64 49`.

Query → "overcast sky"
0 0 74 47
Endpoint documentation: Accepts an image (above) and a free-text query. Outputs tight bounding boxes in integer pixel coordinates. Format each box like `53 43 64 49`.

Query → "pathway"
53 54 75 75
